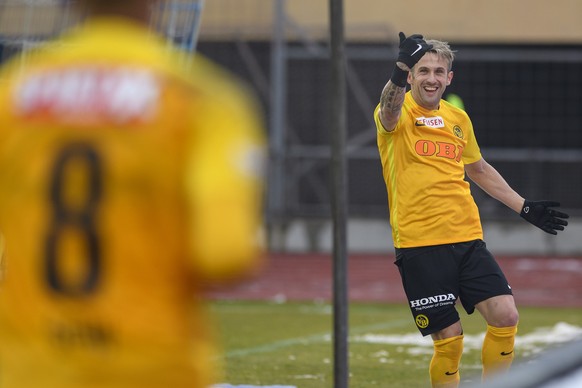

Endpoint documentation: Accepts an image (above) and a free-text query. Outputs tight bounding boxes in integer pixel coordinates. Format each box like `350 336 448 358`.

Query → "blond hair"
424 39 456 71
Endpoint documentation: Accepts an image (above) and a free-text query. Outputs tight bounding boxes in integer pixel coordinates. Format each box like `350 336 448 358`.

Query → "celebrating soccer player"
374 32 569 387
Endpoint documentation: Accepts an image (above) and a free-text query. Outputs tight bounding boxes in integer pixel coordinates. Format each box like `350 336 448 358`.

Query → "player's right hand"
396 32 433 70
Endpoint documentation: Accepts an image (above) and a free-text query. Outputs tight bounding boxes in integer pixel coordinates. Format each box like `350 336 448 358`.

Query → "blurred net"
0 0 78 65
0 0 205 67
151 0 205 53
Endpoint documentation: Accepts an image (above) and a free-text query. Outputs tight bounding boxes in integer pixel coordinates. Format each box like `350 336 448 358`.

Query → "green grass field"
210 301 582 388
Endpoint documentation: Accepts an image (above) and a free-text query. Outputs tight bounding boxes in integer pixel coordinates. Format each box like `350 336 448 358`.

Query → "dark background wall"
196 41 582 220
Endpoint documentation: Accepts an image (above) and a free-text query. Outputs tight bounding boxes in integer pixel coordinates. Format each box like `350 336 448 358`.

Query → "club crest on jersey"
415 116 444 128
453 125 464 139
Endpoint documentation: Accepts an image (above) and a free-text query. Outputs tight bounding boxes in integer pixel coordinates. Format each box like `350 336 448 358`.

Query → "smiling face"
408 52 453 111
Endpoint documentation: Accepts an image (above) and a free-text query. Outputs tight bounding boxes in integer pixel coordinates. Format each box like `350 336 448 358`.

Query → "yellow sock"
429 335 463 388
481 324 517 381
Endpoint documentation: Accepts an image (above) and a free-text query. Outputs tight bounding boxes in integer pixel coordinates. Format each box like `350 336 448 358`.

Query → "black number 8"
45 143 102 296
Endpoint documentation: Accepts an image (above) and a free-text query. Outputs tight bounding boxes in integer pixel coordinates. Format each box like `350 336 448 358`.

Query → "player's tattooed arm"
379 62 410 132
378 80 406 132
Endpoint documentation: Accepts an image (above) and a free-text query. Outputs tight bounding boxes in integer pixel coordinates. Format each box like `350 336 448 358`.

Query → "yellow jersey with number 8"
0 17 265 388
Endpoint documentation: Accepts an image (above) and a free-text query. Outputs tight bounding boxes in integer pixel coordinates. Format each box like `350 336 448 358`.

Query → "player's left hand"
520 200 569 235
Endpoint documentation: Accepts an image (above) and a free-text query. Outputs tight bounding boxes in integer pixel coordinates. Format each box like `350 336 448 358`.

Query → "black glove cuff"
519 200 532 218
390 67 408 88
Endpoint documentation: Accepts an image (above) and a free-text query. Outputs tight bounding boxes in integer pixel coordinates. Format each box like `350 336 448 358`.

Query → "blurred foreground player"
374 32 569 387
0 1 265 387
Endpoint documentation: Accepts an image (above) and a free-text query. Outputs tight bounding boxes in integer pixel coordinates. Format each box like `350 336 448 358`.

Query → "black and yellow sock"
481 324 517 381
429 335 463 388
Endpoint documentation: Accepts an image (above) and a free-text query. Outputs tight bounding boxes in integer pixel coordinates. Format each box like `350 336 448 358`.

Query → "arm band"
390 66 408 88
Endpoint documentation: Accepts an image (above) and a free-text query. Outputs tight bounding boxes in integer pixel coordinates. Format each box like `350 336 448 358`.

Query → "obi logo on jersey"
415 140 464 162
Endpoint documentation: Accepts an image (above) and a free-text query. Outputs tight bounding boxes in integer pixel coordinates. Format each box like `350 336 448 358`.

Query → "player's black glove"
520 200 569 235
390 32 433 87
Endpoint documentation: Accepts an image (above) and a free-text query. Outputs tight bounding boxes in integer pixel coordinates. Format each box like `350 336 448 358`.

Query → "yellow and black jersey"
375 91 483 248
0 17 265 388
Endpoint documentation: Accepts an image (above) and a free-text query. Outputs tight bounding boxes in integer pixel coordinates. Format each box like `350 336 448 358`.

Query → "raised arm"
378 32 432 131
378 64 408 131
465 157 569 235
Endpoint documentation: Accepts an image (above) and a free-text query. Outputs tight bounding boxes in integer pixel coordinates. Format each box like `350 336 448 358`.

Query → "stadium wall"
199 0 582 44
2 0 582 44
267 218 582 255
194 38 582 256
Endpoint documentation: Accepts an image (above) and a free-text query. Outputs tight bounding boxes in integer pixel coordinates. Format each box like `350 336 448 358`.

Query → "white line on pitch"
224 319 410 358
